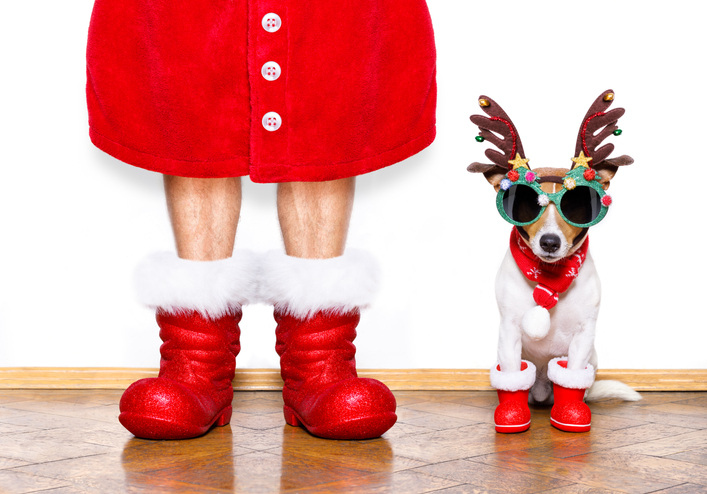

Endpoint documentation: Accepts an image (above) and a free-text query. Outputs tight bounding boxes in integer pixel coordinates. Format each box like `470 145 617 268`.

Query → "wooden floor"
0 390 705 493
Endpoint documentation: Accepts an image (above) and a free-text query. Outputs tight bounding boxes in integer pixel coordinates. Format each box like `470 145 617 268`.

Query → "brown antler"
573 89 633 169
468 96 528 175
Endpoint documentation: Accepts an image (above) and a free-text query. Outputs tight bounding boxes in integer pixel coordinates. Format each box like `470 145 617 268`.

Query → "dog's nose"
540 234 561 253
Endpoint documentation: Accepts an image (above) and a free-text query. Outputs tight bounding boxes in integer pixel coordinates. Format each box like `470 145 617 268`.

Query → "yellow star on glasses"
508 153 530 170
571 151 593 168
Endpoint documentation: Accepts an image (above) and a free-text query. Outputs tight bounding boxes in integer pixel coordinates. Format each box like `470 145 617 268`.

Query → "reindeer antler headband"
469 90 633 228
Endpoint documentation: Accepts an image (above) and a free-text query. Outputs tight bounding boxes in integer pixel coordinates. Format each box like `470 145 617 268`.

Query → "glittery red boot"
275 309 397 440
547 357 594 433
551 383 591 432
120 252 257 440
495 388 531 433
119 310 240 439
490 360 536 433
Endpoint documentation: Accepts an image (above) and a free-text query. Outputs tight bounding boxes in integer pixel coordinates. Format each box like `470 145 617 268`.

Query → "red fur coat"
86 1 436 182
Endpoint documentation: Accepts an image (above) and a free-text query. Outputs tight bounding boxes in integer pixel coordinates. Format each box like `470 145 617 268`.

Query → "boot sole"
551 417 591 432
284 405 397 440
120 405 232 440
494 420 531 433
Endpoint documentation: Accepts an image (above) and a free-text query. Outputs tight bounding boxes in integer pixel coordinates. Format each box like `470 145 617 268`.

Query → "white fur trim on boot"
261 249 380 319
547 357 596 389
134 251 259 319
490 360 537 392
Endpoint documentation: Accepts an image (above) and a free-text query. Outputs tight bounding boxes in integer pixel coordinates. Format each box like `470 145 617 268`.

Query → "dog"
468 90 641 433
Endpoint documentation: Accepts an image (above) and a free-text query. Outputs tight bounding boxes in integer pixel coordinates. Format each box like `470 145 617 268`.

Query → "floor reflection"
279 426 394 491
121 425 235 492
121 422 395 492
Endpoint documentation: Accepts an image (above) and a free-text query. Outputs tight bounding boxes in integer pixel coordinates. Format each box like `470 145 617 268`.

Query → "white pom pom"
522 306 551 340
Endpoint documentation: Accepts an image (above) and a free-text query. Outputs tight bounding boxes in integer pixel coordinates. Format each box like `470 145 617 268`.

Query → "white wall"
1 1 705 370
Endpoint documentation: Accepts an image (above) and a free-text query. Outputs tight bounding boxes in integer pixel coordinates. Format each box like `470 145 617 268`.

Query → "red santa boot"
119 252 257 440
263 250 397 440
547 357 595 432
490 360 536 433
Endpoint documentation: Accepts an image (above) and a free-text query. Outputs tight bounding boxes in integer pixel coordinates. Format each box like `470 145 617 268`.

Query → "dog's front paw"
522 306 551 340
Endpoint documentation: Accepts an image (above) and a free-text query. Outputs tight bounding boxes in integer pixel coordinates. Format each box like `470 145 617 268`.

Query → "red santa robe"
86 0 437 182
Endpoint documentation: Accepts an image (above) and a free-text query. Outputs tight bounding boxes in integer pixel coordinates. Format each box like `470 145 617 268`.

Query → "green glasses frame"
495 166 611 228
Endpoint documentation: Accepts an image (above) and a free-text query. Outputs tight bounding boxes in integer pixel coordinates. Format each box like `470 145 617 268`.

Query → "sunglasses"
496 167 612 228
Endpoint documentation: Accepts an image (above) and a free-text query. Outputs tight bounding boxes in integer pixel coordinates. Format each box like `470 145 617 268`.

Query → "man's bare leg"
276 178 355 259
119 176 247 440
164 176 242 260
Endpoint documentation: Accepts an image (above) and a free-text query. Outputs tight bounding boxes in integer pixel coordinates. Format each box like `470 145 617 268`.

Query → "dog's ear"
468 162 508 191
594 155 633 190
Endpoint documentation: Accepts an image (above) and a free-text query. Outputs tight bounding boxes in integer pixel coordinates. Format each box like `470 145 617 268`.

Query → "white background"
1 1 705 371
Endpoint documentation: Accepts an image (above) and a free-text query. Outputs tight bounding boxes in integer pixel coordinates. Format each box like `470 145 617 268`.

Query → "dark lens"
502 184 542 224
560 186 602 225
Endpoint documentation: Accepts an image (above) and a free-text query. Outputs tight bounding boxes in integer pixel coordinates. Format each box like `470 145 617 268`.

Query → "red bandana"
509 228 588 310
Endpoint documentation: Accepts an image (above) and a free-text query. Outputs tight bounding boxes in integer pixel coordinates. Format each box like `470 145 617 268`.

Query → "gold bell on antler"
479 98 490 107
603 92 614 102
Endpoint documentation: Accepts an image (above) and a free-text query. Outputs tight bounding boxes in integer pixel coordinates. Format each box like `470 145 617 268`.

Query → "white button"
262 111 282 131
262 13 282 33
261 61 281 81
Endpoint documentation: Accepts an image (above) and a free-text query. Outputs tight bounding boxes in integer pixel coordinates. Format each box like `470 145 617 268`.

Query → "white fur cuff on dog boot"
490 360 537 391
547 357 595 389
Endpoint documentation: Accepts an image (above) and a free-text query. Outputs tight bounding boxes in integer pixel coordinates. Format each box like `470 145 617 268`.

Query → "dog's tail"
586 380 642 402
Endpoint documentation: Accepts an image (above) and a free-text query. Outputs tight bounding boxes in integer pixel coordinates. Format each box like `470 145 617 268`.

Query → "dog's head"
468 90 633 262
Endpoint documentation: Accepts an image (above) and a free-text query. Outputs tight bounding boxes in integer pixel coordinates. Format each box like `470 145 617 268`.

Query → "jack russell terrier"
468 90 640 433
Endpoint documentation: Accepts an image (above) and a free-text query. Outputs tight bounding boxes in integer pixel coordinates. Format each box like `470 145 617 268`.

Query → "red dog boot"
547 357 595 432
490 360 536 433
119 252 257 440
263 250 397 440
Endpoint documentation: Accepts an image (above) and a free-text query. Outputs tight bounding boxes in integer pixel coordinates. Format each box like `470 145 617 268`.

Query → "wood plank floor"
0 390 705 493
